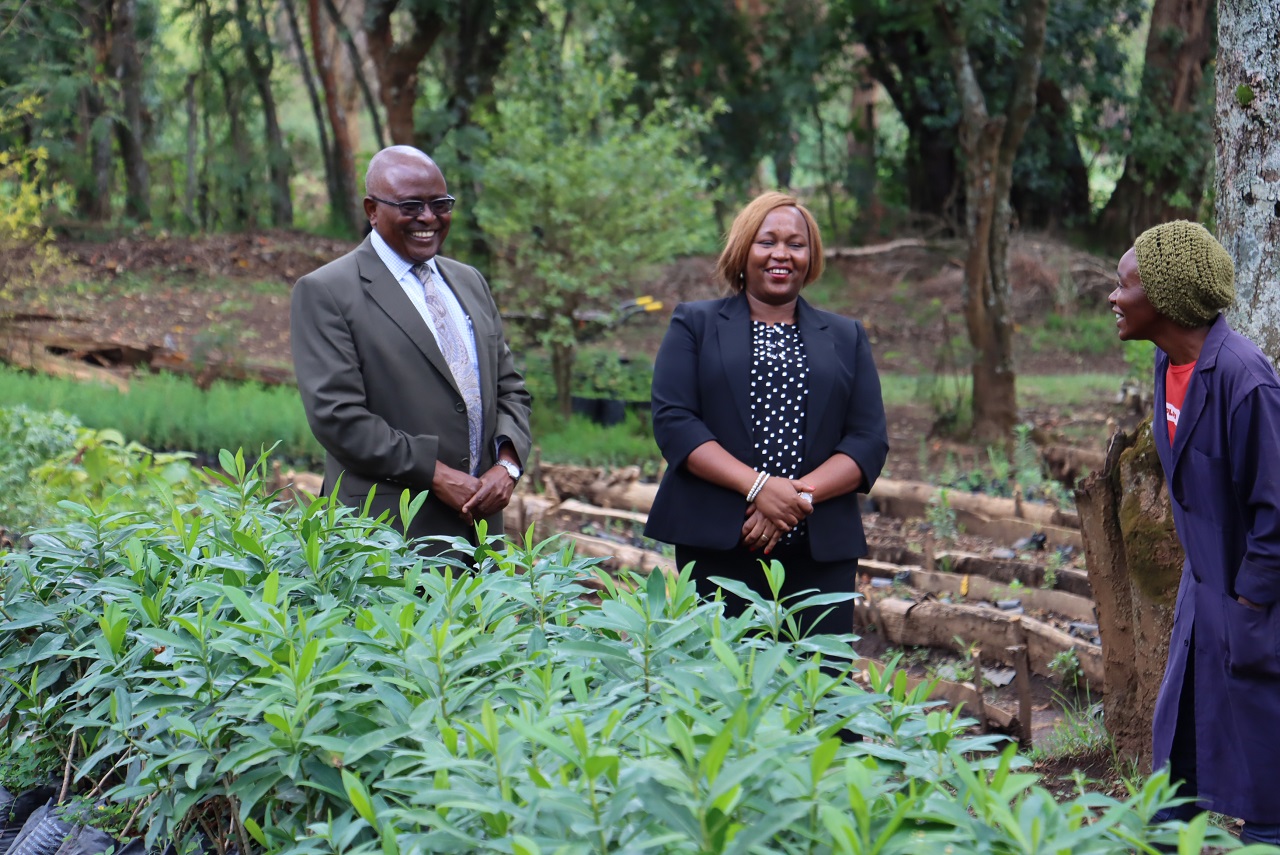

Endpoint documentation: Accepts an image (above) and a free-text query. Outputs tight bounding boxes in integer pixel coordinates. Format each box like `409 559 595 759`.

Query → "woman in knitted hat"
1110 220 1280 844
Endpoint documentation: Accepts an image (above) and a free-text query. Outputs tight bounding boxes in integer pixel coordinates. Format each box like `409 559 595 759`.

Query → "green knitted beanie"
1133 220 1235 328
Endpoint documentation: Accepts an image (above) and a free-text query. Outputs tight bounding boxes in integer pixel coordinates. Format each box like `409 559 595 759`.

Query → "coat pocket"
1222 594 1280 678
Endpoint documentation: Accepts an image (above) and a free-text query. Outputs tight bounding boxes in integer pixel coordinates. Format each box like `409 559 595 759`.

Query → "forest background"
0 0 1237 447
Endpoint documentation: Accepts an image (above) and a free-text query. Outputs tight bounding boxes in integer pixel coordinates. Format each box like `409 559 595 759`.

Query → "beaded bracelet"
746 471 771 503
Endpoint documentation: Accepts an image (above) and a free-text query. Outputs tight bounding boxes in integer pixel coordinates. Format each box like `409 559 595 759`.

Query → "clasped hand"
434 463 515 525
740 477 815 553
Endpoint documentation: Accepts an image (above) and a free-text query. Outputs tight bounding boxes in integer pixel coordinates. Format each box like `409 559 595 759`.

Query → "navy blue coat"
1152 314 1280 822
644 293 889 562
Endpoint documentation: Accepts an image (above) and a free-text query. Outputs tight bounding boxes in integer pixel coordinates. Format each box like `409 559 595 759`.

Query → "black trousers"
675 539 858 637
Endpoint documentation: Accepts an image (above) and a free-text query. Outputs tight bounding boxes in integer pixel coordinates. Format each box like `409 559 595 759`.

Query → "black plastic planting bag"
50 824 116 855
2 803 73 855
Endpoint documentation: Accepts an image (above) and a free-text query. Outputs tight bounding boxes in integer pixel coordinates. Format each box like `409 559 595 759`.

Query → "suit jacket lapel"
797 298 833 458
717 294 756 443
357 241 462 399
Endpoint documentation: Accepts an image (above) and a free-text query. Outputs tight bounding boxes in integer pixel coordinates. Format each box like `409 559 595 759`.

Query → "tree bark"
235 0 293 227
1097 0 1215 249
308 0 361 234
281 0 342 222
1216 0 1280 363
938 0 1048 443
321 0 386 150
110 0 151 222
365 0 442 145
183 74 199 230
1076 422 1180 770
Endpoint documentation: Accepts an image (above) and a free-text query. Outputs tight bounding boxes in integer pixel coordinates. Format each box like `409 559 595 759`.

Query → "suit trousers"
675 539 858 637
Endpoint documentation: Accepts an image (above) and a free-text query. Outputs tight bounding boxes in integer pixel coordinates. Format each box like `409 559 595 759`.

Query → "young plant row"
0 451 1252 854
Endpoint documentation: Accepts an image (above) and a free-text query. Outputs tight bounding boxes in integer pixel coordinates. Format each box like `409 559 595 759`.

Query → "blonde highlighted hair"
714 192 824 292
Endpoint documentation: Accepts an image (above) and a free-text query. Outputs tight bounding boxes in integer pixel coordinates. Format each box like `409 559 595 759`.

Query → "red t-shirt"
1166 361 1197 442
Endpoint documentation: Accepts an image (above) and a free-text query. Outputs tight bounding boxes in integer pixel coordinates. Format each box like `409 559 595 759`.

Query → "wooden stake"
970 649 987 732
1006 641 1034 750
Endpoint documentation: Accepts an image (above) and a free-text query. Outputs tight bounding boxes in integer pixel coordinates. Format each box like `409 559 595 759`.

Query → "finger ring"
798 492 813 504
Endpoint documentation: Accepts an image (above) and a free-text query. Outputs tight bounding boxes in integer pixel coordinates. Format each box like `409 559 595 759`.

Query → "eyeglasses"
368 194 457 217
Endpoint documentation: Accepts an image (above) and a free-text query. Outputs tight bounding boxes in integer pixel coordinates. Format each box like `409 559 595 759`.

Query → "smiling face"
1109 247 1162 342
363 153 451 263
743 206 811 308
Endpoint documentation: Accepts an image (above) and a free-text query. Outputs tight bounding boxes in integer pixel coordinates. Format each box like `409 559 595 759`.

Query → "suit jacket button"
454 401 465 413
461 456 470 468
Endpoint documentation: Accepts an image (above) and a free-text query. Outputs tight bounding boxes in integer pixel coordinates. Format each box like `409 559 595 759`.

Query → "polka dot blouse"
749 319 809 541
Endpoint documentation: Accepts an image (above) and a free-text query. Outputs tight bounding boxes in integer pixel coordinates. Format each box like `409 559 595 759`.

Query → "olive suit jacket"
290 236 532 547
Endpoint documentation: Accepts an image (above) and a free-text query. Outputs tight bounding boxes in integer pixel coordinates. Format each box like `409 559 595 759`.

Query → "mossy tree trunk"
1076 419 1182 770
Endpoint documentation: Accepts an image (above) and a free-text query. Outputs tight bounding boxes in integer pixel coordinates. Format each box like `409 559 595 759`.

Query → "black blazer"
644 293 888 561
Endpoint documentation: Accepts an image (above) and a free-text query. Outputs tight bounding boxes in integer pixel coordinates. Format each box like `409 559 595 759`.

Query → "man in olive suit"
291 146 531 553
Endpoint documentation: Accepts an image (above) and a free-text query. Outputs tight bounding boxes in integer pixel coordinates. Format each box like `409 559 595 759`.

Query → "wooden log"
586 480 659 514
859 563 1096 624
853 658 1015 730
869 597 1103 686
0 333 131 392
871 477 1080 530
553 531 672 576
940 552 1092 599
824 237 934 258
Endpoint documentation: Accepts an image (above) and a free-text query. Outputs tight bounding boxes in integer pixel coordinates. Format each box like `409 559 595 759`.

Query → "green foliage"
1023 312 1124 357
1236 84 1255 108
476 39 715 413
0 366 321 464
531 409 661 472
0 451 1238 854
31 426 202 517
0 405 80 533
0 94 70 306
927 488 960 543
1029 697 1109 761
1049 648 1085 690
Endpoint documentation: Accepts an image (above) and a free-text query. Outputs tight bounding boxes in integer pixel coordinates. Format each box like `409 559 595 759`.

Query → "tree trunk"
1076 421 1180 770
110 0 151 222
281 0 342 222
235 0 293 227
183 74 199 230
77 0 113 220
321 0 386 150
939 0 1048 443
1097 0 1214 249
1216 0 1280 363
551 341 574 419
78 86 113 220
217 67 254 229
365 0 441 145
308 0 361 234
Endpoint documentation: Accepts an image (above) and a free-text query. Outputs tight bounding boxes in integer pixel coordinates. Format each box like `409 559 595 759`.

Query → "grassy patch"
0 366 320 463
1023 312 1123 357
880 371 1122 410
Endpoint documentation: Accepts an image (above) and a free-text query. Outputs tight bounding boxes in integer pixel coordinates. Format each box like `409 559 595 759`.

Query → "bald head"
363 145 452 263
365 145 439 196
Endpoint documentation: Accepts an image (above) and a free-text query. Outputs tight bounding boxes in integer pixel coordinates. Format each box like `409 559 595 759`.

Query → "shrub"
0 452 1244 854
0 404 80 531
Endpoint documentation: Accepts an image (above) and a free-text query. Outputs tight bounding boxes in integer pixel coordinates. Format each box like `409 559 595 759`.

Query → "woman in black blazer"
645 192 889 635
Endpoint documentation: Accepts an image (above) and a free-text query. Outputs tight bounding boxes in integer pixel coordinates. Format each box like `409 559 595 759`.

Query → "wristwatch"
496 459 522 482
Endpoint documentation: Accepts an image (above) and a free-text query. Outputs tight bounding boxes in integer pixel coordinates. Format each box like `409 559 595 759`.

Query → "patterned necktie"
414 263 482 474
